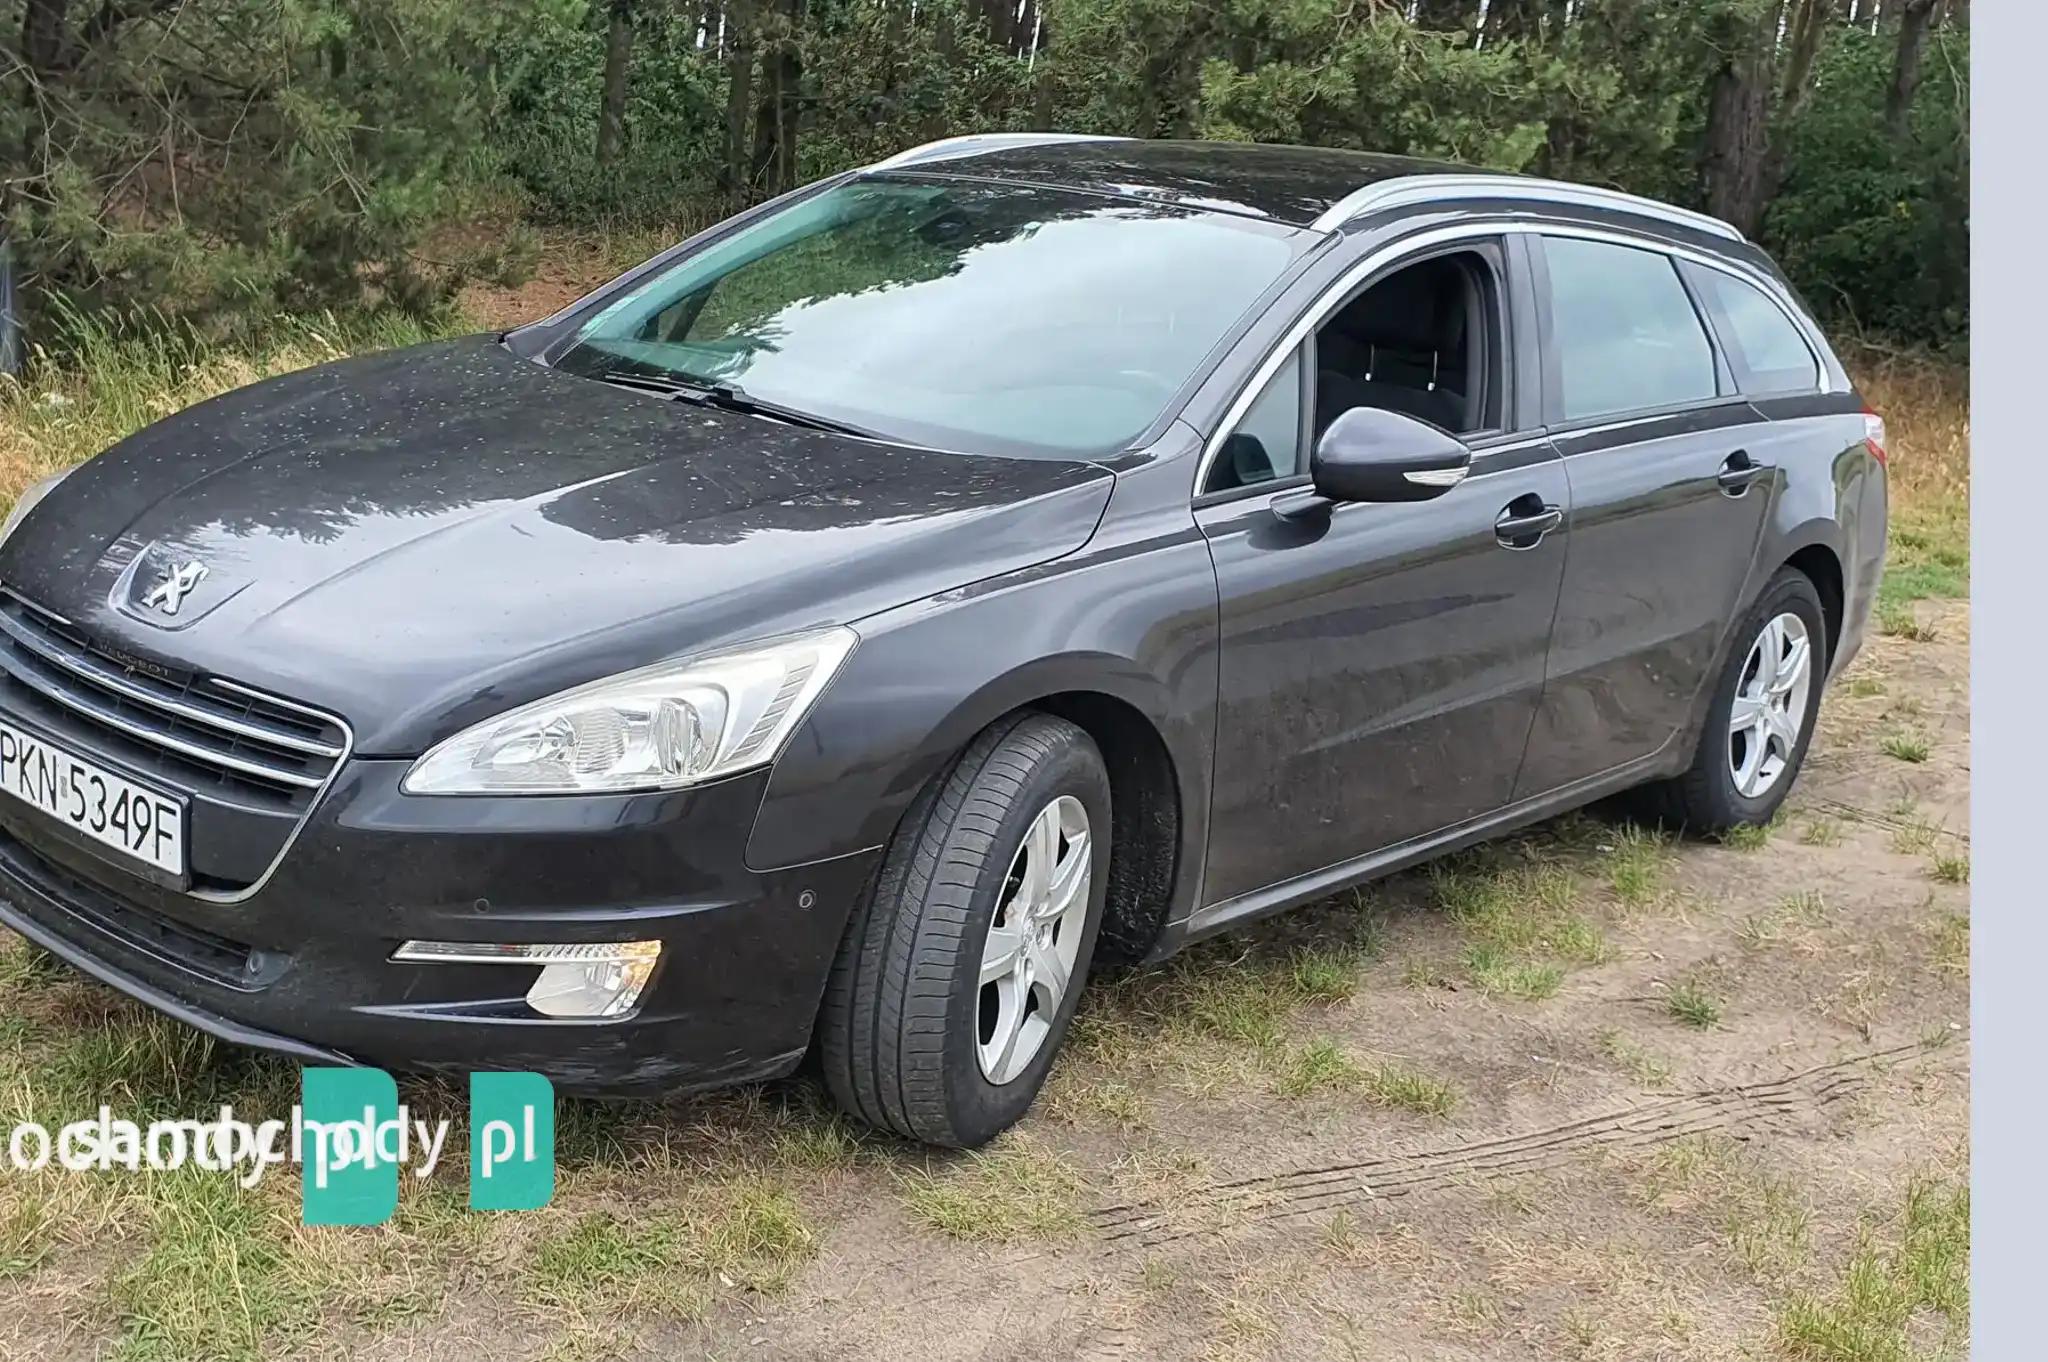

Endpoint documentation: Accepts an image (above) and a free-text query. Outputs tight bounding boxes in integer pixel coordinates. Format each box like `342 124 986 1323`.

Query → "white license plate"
0 718 186 877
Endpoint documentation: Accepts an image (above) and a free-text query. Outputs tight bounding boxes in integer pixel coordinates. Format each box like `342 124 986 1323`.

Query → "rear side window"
1686 264 1821 394
1542 237 1718 422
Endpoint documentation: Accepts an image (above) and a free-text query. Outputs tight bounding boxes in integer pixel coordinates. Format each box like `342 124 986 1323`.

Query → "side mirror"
1310 407 1473 504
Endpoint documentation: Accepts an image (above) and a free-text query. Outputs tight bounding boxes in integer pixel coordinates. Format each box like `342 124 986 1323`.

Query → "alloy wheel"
976 794 1091 1085
1727 612 1814 799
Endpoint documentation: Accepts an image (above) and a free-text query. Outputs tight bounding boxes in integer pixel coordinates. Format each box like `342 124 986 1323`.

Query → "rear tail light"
1862 406 1888 467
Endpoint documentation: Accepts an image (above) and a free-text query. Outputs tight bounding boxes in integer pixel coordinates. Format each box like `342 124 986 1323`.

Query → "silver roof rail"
1310 173 1744 242
868 133 1129 172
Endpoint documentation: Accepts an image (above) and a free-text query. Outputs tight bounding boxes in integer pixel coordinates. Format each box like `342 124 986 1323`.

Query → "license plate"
0 718 186 876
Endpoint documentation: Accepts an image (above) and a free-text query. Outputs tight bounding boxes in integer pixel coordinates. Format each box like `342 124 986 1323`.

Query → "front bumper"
0 760 879 1095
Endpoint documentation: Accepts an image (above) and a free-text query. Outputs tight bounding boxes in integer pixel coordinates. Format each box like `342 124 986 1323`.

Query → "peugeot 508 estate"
0 136 1886 1146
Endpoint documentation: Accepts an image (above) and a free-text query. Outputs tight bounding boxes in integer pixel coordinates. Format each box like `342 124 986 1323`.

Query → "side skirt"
1163 749 1673 957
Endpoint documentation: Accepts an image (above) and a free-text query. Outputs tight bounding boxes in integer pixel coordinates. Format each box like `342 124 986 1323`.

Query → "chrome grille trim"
0 590 355 903
0 644 325 788
0 594 344 794
0 611 341 758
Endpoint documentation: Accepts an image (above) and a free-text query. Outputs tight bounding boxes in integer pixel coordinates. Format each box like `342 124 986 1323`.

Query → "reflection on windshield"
552 178 1308 456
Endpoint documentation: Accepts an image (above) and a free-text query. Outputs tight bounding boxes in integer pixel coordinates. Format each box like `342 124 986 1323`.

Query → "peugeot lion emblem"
140 560 209 617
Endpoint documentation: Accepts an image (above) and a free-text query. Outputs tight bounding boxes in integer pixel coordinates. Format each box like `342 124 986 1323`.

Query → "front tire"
818 713 1111 1147
1640 567 1828 834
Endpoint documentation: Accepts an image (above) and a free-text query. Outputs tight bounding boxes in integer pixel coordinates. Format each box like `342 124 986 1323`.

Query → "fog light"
391 940 662 1018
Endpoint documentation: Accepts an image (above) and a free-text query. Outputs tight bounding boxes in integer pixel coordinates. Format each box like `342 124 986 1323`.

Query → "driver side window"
1204 244 1507 496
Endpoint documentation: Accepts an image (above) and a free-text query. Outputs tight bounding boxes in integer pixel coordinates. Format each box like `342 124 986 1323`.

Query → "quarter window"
1543 237 1718 422
1687 264 1820 394
1204 348 1305 494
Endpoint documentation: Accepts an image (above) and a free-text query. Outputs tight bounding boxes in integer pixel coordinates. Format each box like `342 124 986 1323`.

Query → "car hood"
1 337 1114 754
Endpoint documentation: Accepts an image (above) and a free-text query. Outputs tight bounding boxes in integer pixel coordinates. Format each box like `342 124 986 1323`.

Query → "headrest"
1334 258 1467 353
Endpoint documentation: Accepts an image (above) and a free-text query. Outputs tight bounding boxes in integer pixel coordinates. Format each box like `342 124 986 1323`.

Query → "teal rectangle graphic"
469 1071 555 1211
300 1067 399 1226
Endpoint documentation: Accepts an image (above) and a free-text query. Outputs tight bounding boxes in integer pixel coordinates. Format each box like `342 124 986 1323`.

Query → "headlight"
0 468 72 551
401 626 857 795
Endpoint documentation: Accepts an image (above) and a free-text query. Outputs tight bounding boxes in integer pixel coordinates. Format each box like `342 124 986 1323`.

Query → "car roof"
869 135 1742 243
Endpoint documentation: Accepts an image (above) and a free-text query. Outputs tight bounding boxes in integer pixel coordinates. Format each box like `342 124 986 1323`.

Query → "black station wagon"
0 136 1886 1146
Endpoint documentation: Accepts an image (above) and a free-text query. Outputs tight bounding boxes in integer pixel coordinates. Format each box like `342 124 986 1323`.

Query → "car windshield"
551 176 1310 457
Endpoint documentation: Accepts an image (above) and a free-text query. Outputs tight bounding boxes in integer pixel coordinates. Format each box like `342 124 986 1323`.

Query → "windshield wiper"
595 371 905 445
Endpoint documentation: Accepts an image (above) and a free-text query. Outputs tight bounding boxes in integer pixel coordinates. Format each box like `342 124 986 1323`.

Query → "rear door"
1512 231 1775 799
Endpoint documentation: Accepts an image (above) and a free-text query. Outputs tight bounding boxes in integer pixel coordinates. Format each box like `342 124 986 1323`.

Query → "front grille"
0 591 346 807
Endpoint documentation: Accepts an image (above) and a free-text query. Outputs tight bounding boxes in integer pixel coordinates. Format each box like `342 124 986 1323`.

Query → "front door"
1197 444 1571 905
1191 236 1568 909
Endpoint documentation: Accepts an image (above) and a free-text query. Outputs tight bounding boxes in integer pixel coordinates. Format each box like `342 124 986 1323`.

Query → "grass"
1878 730 1931 763
525 1179 816 1318
1738 890 1829 951
897 1136 1085 1242
1888 819 1940 855
1858 346 1969 604
1930 852 1969 884
1718 823 1767 851
1777 1177 1969 1362
1664 973 1724 1030
1597 1028 1674 1089
1274 1038 1364 1097
1427 857 1607 999
1931 914 1969 975
1637 1137 1812 1283
1271 1040 1457 1115
1359 1061 1460 1117
1799 817 1842 847
3 307 452 511
1605 823 1670 908
1464 946 1564 999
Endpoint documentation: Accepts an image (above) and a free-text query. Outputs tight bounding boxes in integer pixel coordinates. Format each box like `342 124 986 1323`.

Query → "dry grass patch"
3 311 448 509
897 1135 1085 1242
1597 1028 1675 1090
1800 817 1843 848
525 1178 815 1323
1739 890 1830 952
1930 914 1969 976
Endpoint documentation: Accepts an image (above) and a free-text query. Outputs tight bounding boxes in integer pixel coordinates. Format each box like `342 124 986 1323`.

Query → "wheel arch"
892 657 1193 968
748 644 1205 970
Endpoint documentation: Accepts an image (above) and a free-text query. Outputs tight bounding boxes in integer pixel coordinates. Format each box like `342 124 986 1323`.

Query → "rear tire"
1636 567 1828 835
818 713 1111 1147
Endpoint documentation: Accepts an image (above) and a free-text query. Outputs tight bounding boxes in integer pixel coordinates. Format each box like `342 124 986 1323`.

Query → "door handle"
1494 498 1563 550
1717 450 1771 496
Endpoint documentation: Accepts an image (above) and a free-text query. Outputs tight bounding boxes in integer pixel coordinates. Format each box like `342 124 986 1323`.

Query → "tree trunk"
774 1 801 195
1699 8 1773 236
722 0 755 194
1753 0 1831 207
1482 0 1539 45
1884 0 1939 139
596 0 636 165
925 0 956 138
749 0 802 196
979 0 1012 53
1411 0 1475 31
1029 16 1056 128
